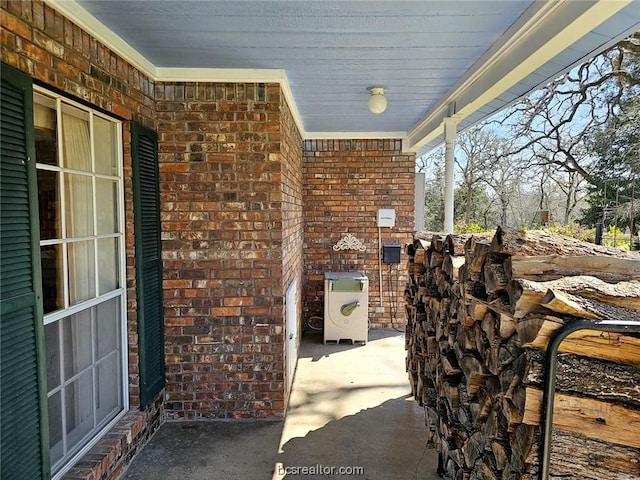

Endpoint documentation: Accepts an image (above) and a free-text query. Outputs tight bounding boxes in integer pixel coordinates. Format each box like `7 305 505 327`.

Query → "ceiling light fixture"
368 87 387 114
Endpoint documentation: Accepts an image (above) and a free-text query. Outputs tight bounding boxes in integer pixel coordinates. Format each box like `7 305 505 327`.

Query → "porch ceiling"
52 0 639 154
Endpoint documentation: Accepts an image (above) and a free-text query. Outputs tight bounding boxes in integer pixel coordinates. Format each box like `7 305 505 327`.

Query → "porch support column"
443 116 458 234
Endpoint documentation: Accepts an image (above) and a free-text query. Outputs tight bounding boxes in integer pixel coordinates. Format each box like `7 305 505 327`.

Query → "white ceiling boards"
52 0 640 152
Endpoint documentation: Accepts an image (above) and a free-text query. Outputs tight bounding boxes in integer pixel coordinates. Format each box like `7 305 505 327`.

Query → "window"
34 89 127 476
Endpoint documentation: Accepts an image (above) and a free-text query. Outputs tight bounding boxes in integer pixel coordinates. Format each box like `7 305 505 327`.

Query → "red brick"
1 9 32 40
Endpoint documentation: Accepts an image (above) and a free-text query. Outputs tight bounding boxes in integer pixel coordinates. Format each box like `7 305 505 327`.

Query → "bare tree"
550 169 589 224
528 160 589 224
482 154 526 226
455 126 500 224
416 147 446 230
480 32 640 229
494 32 639 184
416 147 443 174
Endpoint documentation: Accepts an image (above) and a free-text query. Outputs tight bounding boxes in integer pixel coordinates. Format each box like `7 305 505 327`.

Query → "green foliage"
581 97 640 229
603 225 631 250
545 222 593 242
454 185 494 228
546 223 632 250
423 162 445 231
580 37 640 230
454 222 492 234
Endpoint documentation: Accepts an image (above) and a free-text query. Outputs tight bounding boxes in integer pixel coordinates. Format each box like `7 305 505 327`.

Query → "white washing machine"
324 271 369 344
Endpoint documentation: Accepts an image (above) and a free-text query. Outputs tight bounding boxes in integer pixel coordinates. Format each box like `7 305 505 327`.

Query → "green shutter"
0 64 49 479
131 123 165 408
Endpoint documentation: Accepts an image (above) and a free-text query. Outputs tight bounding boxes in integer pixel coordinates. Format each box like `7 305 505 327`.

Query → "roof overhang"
408 0 640 154
46 0 640 154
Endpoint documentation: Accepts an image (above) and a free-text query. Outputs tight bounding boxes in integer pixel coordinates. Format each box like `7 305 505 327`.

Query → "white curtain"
62 110 94 305
60 110 95 451
34 102 55 130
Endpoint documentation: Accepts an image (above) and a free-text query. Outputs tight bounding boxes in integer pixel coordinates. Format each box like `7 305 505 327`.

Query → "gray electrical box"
382 244 401 264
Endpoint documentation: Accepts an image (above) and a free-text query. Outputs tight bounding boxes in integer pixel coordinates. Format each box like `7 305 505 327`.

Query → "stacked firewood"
404 226 640 480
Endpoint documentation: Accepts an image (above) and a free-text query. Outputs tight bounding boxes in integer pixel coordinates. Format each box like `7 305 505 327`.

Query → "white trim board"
406 0 636 152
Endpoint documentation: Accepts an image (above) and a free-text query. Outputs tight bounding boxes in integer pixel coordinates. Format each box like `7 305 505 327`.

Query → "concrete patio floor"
120 328 440 480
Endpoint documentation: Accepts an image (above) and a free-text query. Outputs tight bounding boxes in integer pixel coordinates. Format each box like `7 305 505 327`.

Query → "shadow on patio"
120 329 439 480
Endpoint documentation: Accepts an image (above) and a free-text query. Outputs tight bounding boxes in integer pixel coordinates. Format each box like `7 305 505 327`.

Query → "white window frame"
33 86 129 480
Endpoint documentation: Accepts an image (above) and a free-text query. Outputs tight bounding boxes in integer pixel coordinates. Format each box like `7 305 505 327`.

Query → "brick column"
157 82 293 419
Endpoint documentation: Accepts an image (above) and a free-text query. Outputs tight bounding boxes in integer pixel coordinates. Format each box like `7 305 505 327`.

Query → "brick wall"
279 91 304 400
302 140 416 329
2 0 303 424
1 1 157 410
156 82 299 419
1 0 160 477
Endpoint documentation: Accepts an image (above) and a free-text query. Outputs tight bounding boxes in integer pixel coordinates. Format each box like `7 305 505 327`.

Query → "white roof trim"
46 0 157 78
277 71 306 141
406 0 634 152
154 68 285 83
304 132 407 140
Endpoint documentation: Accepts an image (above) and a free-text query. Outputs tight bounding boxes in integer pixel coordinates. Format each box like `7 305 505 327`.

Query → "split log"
431 235 447 254
491 227 640 286
468 301 489 322
406 228 640 480
507 254 640 282
445 233 476 256
526 350 640 408
414 248 427 265
460 354 491 396
443 255 466 281
523 315 640 365
425 406 439 446
470 460 498 480
413 235 433 248
548 429 640 480
498 314 517 341
430 250 445 269
441 379 461 413
541 288 640 321
509 423 536 474
483 253 510 295
410 261 427 276
522 387 640 449
490 441 509 472
507 276 640 318
441 351 462 376
467 239 492 279
490 225 640 259
502 397 523 433
462 431 486 469
515 315 548 345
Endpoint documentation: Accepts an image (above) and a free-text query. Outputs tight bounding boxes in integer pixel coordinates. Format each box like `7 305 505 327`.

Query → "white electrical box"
377 208 396 228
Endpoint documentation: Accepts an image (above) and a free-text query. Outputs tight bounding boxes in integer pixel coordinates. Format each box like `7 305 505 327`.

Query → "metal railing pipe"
539 318 640 480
